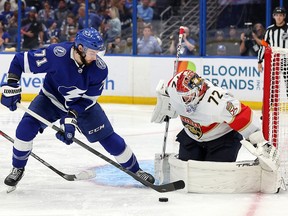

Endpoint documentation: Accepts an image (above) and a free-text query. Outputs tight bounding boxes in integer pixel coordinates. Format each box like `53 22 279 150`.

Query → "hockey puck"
159 197 168 202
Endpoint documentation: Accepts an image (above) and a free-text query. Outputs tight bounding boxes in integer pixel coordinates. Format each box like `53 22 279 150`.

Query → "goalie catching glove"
151 80 178 123
241 131 280 172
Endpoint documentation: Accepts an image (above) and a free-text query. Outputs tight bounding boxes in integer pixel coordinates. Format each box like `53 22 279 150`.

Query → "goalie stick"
17 103 185 193
159 26 185 184
0 130 96 181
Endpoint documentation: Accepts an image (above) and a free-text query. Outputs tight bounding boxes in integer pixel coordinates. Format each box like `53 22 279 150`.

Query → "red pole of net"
262 47 271 141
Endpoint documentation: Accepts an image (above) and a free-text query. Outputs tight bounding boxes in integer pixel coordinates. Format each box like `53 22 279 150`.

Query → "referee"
258 7 288 72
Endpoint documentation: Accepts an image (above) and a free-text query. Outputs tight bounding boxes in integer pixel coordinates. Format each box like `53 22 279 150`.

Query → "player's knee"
16 116 42 141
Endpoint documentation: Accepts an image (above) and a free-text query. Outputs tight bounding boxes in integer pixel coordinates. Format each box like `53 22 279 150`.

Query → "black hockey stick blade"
146 179 185 193
0 130 96 181
17 103 185 193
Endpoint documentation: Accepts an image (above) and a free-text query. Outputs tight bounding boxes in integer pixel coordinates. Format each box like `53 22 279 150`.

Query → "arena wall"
0 54 263 109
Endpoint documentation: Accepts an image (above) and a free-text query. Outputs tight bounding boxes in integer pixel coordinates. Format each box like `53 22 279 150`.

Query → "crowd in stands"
0 0 266 57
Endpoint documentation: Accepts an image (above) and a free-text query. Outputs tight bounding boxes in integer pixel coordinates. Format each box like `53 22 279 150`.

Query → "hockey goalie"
151 69 282 193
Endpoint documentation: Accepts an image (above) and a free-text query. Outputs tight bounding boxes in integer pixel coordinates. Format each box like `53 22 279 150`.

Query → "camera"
244 22 255 40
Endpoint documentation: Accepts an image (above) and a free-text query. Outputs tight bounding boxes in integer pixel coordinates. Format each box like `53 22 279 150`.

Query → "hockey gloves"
151 80 178 123
1 83 21 111
56 110 79 145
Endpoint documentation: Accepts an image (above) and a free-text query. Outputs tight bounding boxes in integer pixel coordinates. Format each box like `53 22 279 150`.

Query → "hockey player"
151 70 281 193
152 70 279 164
1 27 154 191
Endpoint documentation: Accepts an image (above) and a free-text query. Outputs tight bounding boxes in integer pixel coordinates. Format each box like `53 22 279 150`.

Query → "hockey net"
262 46 288 184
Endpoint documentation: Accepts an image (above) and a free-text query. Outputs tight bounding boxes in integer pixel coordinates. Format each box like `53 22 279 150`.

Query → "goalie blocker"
155 153 282 193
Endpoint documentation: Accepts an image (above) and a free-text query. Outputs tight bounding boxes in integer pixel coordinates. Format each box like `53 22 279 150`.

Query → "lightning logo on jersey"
58 86 86 108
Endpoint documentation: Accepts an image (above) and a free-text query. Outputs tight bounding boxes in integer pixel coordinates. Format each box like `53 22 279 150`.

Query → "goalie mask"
176 70 207 113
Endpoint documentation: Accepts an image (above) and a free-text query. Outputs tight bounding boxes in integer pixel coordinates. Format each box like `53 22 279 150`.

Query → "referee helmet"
273 7 286 15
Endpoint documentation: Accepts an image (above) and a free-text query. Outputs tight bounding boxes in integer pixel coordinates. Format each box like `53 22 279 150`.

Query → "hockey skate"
136 169 155 184
4 167 25 193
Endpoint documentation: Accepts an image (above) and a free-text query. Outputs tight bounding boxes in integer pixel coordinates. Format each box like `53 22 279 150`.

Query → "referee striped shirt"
258 22 288 63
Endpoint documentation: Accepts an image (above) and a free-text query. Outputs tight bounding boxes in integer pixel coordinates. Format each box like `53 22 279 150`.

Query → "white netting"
269 47 288 183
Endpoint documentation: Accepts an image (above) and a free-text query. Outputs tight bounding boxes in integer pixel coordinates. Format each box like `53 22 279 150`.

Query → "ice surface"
1 102 288 216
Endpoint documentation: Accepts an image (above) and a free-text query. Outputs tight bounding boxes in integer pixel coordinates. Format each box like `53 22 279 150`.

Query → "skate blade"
6 186 16 193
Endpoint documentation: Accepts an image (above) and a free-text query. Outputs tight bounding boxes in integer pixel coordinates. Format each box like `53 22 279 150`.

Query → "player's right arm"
8 48 51 78
1 47 53 111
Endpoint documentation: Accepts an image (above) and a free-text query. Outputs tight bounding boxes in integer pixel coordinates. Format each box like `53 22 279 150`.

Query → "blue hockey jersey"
8 42 108 115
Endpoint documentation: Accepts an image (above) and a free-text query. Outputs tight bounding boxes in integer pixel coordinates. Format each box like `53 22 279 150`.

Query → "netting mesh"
268 47 288 183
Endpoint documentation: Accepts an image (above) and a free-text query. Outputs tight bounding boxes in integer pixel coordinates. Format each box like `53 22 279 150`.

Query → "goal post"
262 46 288 183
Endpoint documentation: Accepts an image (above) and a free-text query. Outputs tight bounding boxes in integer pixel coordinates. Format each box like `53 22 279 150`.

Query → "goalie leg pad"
168 154 281 193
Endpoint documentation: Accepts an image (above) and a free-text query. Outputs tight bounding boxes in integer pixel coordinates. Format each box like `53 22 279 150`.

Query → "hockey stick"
16 103 185 193
158 26 185 184
0 130 96 181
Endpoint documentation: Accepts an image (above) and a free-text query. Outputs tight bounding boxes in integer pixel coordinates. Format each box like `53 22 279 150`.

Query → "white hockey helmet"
176 70 207 112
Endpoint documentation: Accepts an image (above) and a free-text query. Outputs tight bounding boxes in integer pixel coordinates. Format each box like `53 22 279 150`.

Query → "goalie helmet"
176 70 207 112
75 27 105 51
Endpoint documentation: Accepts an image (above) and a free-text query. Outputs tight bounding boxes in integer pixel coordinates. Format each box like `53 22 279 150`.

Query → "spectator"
224 25 240 56
106 36 121 54
37 1 55 29
240 23 264 56
137 0 154 24
19 0 28 18
7 10 17 43
10 0 24 12
124 36 132 54
25 0 42 11
54 0 71 27
1 1 13 26
216 44 226 56
77 5 102 30
206 30 225 56
137 24 162 55
114 0 132 31
43 19 61 44
68 33 76 42
70 0 85 16
60 13 78 41
21 6 43 50
103 6 121 43
49 36 59 44
169 26 196 55
0 20 10 51
228 25 238 41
